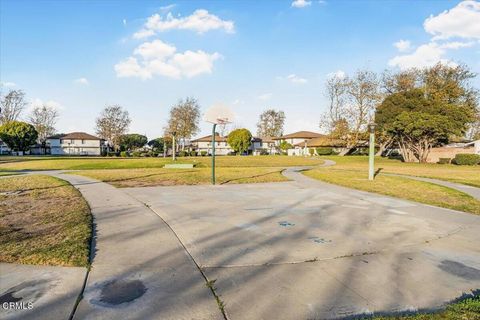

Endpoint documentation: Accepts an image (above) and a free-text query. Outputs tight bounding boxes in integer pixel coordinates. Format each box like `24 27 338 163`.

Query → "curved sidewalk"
48 172 223 320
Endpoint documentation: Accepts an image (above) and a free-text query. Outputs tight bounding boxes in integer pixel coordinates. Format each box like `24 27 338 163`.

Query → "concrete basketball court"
2 168 479 320
123 168 480 319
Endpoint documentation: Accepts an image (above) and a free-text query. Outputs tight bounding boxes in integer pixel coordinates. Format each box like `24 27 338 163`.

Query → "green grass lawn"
0 175 92 266
322 156 480 187
0 155 324 170
304 168 480 214
370 296 480 319
71 167 289 187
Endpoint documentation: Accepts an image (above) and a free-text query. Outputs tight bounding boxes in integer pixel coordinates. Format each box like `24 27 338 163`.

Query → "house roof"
48 132 101 140
252 136 276 143
273 131 325 140
191 133 227 143
303 137 347 147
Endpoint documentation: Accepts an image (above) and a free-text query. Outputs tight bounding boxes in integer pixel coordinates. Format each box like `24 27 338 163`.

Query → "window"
60 139 64 144
82 139 85 144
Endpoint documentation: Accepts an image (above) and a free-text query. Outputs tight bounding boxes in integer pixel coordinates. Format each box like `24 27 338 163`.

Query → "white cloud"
115 39 222 80
327 70 346 79
388 41 473 70
133 9 234 39
393 39 411 52
279 74 308 84
389 1 480 70
258 93 273 101
292 0 312 8
74 77 89 85
1 82 16 87
424 0 480 40
29 98 64 112
133 39 177 60
123 19 127 26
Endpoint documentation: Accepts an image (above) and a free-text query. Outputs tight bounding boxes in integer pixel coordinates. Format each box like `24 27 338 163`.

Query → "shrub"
120 151 128 157
132 151 141 157
454 154 480 165
107 152 116 157
316 147 333 155
178 151 188 157
200 151 207 156
190 151 197 157
309 148 315 156
101 150 107 157
437 158 451 164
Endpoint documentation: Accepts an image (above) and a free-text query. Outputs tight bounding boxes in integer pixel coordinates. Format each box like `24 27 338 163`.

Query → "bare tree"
166 97 201 150
343 70 381 153
256 109 285 137
95 105 131 151
0 90 27 124
29 105 59 151
320 75 348 133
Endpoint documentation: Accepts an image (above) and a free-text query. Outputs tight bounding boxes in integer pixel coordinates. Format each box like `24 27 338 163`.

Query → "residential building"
251 136 278 155
273 131 325 156
47 132 105 156
426 139 479 163
191 134 233 155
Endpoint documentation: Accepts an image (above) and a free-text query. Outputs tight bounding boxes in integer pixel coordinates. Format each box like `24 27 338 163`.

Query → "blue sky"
1 0 479 139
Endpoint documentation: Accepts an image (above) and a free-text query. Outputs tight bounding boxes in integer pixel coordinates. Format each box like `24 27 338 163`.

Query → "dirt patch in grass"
303 168 480 215
70 167 289 188
0 175 92 266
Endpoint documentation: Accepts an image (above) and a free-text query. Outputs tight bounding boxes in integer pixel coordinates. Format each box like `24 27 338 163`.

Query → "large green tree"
119 133 148 151
227 128 252 154
0 121 38 152
377 66 478 162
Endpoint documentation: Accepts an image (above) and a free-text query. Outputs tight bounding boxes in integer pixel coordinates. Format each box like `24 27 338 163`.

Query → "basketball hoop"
204 104 234 185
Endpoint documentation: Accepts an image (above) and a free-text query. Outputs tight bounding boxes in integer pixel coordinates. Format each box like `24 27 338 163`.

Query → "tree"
119 133 148 151
279 140 293 154
148 137 172 153
0 121 38 152
344 70 381 151
257 109 285 137
166 97 201 150
227 128 252 154
377 87 477 162
320 70 380 155
95 105 131 151
29 105 59 149
377 63 478 162
0 90 27 125
320 74 348 133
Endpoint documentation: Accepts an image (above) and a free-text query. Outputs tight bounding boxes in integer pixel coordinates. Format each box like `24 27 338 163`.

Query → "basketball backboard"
204 103 234 125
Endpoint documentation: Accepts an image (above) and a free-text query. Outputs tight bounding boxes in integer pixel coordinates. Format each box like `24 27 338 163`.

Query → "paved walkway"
2 164 480 319
0 263 86 320
124 168 480 319
382 173 480 200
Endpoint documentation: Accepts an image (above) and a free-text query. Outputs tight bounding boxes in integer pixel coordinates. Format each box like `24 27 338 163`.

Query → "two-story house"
47 132 105 156
191 133 233 155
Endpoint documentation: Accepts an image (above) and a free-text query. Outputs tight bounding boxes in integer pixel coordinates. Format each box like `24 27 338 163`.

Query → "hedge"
454 154 480 165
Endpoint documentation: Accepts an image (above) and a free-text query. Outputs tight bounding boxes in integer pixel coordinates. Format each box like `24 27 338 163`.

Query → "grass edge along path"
0 174 92 266
69 167 290 188
303 168 480 215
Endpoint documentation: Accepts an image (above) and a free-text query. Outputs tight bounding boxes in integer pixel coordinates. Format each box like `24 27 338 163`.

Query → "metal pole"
368 130 375 181
172 135 176 161
212 124 217 185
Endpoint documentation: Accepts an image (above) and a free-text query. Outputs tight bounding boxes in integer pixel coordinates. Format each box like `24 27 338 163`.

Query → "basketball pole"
212 123 217 185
